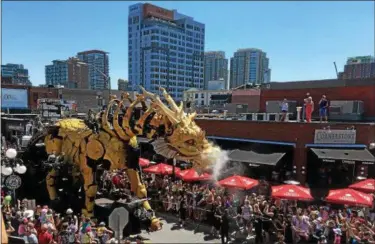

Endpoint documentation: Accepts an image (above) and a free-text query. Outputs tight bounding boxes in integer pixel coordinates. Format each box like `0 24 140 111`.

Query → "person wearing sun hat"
333 228 342 244
97 221 113 244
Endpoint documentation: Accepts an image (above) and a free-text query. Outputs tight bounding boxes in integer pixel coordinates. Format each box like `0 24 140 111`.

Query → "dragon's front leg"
126 168 161 231
46 169 58 201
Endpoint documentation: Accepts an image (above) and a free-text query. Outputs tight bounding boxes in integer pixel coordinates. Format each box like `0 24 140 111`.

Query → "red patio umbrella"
325 188 373 207
139 158 151 168
217 175 259 190
349 179 375 194
271 184 313 201
143 163 180 175
178 168 212 182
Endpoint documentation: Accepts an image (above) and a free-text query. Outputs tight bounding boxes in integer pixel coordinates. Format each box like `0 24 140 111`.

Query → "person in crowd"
304 96 314 123
96 221 113 244
57 222 75 244
241 199 253 237
23 227 39 244
220 209 230 244
37 224 53 244
280 98 289 122
302 92 310 121
319 95 329 123
5 219 15 235
178 191 187 227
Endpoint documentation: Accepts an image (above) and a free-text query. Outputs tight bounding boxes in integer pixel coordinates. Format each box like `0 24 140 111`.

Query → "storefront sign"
362 161 374 165
8 124 24 131
322 159 336 163
342 160 355 165
314 129 356 144
1 88 28 109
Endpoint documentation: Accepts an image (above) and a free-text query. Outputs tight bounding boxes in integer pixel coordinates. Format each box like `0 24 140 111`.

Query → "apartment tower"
230 48 271 88
45 57 89 89
204 51 228 89
128 3 205 100
77 50 110 90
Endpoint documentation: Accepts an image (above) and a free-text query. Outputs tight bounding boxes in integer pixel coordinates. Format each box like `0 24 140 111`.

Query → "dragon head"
141 87 223 172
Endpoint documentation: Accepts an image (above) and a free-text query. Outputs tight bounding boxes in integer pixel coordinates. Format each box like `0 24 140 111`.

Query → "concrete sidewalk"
155 212 212 233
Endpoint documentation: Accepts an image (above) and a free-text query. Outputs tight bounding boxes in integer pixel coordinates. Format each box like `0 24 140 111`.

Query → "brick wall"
196 119 375 183
29 87 59 110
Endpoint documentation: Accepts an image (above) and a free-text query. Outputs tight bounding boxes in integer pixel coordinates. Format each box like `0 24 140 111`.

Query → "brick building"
196 119 375 185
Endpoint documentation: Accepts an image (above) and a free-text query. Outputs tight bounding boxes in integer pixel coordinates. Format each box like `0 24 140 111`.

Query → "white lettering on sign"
314 129 356 144
362 161 374 165
323 159 336 163
342 160 355 165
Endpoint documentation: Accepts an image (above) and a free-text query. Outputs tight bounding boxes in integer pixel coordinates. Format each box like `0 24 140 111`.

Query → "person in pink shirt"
18 218 28 237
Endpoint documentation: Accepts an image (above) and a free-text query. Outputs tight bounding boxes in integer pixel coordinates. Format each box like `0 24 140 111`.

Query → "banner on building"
1 88 28 109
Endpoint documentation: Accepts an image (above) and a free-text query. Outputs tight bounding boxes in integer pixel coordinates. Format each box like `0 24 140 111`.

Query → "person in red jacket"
38 224 53 244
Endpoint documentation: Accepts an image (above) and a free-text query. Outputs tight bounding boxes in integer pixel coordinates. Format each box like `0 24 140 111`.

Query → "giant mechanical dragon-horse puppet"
26 87 222 230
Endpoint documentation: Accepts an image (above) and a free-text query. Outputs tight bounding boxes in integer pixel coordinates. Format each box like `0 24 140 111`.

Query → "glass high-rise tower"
128 3 205 101
230 48 271 89
204 51 228 90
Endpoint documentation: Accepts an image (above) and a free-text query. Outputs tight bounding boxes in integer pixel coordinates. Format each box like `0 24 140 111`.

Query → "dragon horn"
140 86 179 124
159 86 181 113
188 112 197 121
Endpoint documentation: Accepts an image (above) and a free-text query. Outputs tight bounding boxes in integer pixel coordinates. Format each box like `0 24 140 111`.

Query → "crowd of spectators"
2 167 375 244
100 169 375 244
1 196 119 244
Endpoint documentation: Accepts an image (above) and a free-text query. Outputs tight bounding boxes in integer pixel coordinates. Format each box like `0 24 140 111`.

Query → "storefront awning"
310 148 375 165
207 136 296 147
228 149 286 166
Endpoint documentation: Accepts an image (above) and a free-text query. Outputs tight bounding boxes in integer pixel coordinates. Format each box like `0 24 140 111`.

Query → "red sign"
143 4 174 21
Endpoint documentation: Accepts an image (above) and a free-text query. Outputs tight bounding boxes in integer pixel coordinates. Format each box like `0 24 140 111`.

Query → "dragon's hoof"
150 217 162 231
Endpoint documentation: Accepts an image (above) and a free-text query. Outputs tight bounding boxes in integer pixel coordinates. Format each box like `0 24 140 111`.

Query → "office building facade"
229 48 271 88
340 56 375 79
204 51 228 89
45 58 89 89
128 3 205 101
1 63 31 85
77 50 110 90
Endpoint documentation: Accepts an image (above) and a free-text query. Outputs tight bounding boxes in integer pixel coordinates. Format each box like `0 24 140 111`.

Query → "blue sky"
2 1 374 88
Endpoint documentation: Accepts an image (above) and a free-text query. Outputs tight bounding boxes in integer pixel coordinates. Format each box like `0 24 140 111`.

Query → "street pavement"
136 213 256 243
138 213 222 243
140 220 221 243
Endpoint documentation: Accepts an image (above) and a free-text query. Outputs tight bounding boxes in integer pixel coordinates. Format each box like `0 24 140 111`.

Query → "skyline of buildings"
229 48 271 89
45 57 89 89
204 51 228 90
1 63 31 85
128 3 205 100
2 2 374 90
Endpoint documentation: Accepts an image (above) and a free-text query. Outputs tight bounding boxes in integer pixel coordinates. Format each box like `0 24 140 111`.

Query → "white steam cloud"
201 145 229 182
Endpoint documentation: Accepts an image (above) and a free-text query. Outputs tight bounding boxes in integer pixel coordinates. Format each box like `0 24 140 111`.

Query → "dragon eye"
186 139 195 146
